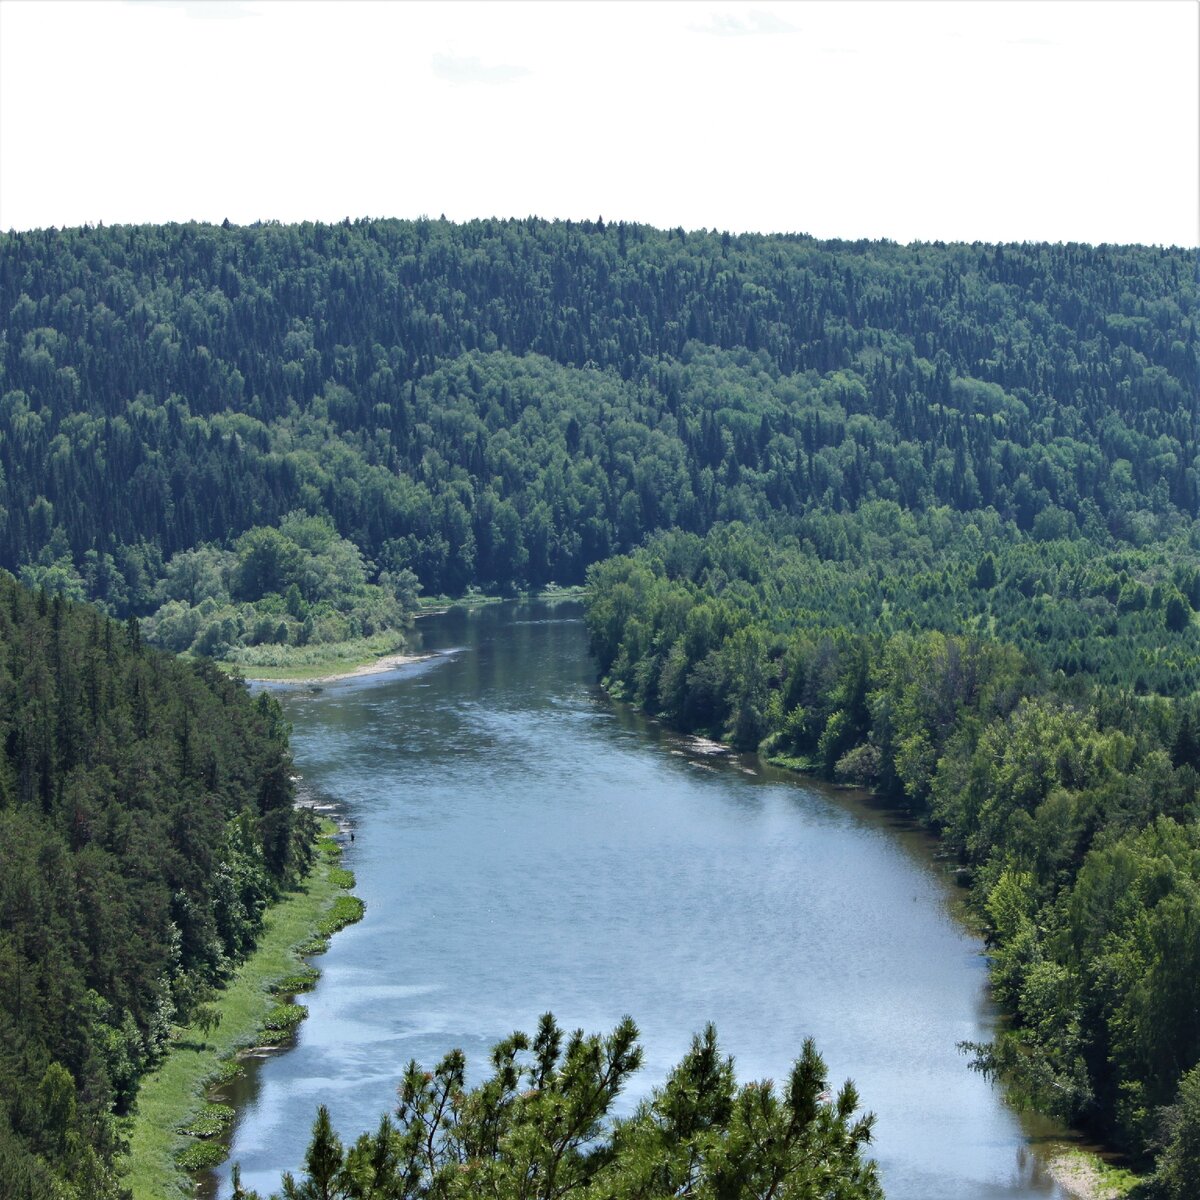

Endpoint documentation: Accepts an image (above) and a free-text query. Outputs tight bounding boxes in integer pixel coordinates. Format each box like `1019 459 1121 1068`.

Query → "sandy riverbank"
242 650 436 685
1044 1148 1138 1200
296 650 435 683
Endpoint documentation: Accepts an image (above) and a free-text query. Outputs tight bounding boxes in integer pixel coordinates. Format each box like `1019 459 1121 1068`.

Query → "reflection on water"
209 602 1073 1200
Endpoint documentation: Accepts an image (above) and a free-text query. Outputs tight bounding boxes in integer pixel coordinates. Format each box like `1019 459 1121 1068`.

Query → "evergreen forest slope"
0 574 305 1199
1 219 1195 630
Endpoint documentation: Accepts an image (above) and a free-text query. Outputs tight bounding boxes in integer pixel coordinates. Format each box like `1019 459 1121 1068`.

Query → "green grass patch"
263 1002 307 1031
328 866 355 889
765 753 818 774
209 1058 244 1085
271 966 321 996
318 895 366 937
175 1141 228 1171
121 825 364 1200
218 631 410 681
176 1103 234 1138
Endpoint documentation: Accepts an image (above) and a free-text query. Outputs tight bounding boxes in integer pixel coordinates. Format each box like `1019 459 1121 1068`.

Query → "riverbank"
242 648 436 685
233 587 587 683
220 631 414 683
1046 1148 1139 1200
120 824 363 1200
609 680 1141 1196
415 583 587 617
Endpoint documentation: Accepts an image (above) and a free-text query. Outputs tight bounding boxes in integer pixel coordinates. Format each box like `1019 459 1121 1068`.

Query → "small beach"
283 650 434 684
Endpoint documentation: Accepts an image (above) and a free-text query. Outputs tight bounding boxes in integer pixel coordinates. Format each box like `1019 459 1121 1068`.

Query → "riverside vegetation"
585 518 1199 1197
124 821 362 1199
0 572 310 1198
0 217 1196 1194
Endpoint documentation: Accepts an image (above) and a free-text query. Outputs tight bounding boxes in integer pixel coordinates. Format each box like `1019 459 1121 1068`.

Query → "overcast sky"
1 0 1197 245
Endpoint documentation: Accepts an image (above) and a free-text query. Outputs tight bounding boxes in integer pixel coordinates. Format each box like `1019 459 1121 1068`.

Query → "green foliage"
263 1003 307 1032
1 221 1195 610
175 1140 228 1171
233 1015 880 1200
2 216 1196 1189
1148 1063 1200 1199
193 1004 222 1040
317 896 365 938
586 522 1200 1169
0 573 302 1198
177 1103 234 1138
142 515 412 660
271 967 321 996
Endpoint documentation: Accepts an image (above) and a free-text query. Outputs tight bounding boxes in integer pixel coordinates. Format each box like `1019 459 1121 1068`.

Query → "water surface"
215 601 1068 1199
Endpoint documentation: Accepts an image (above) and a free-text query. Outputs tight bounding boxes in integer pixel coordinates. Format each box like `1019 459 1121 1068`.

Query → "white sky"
1 0 1197 245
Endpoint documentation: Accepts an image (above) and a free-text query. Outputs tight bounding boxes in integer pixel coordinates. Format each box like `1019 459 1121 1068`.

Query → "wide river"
214 600 1071 1199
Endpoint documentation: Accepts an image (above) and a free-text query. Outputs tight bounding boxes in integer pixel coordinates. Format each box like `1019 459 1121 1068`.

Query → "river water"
213 600 1070 1199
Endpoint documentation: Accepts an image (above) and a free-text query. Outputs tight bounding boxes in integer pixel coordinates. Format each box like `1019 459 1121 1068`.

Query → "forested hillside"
0 573 306 1199
1 219 1195 618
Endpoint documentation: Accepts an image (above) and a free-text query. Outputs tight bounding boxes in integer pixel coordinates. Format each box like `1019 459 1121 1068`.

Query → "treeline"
585 524 1200 1195
1 219 1196 608
0 572 308 1199
232 1015 882 1200
586 506 1200 694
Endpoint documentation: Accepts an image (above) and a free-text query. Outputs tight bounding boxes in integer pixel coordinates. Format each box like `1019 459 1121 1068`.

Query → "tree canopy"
231 1015 881 1200
0 573 306 1199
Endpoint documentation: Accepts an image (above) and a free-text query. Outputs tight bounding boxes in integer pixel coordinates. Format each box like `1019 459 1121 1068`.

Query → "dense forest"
1 217 1197 1194
1 219 1195 612
0 573 306 1199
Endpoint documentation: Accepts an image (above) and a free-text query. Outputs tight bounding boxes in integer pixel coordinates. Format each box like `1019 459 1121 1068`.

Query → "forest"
1 219 1195 612
0 573 306 1198
0 217 1197 1195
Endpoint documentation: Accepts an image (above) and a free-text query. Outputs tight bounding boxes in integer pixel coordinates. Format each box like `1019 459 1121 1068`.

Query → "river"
213 600 1072 1199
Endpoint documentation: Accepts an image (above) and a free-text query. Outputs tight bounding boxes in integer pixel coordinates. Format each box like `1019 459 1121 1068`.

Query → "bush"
318 896 365 937
176 1140 228 1171
271 966 321 996
328 866 355 889
177 1104 234 1138
263 1003 306 1032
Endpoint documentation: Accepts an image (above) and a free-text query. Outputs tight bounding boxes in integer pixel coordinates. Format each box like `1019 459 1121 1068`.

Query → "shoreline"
1044 1149 1139 1200
231 590 586 684
243 649 436 685
121 823 363 1200
608 688 1144 1200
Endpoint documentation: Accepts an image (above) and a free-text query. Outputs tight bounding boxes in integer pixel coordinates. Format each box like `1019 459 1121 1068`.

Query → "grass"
120 826 363 1200
217 587 586 682
1047 1147 1142 1199
217 631 411 681
764 753 818 774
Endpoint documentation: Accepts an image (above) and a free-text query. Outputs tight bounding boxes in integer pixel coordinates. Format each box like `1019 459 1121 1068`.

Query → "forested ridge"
0 573 307 1199
1 219 1195 617
1 217 1198 1194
